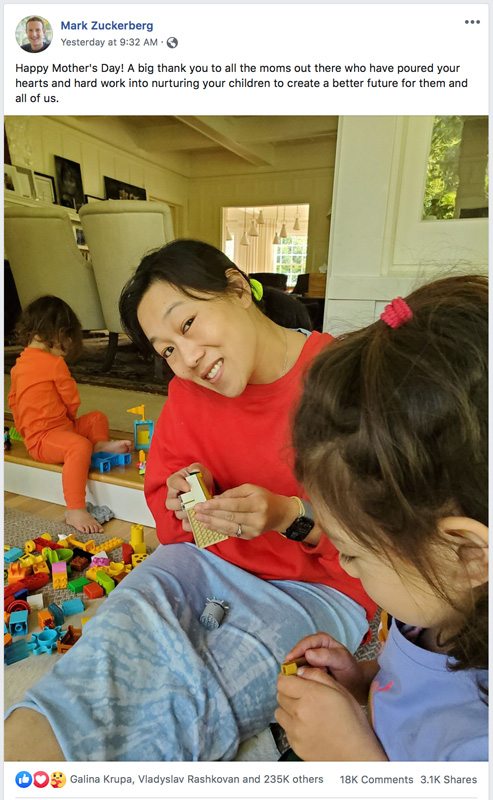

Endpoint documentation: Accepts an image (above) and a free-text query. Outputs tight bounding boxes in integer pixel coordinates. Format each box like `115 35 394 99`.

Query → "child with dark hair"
8 296 131 533
277 274 488 762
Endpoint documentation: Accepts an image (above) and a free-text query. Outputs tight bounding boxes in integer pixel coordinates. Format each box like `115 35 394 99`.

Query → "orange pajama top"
8 347 80 453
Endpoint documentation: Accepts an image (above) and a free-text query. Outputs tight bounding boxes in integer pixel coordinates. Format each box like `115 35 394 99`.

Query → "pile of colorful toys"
4 524 149 665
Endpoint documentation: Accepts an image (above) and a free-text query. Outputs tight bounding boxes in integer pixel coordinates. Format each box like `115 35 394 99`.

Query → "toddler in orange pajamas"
8 296 131 533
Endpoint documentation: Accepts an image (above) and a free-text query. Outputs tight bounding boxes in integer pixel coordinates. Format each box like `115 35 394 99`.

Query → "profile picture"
16 16 52 53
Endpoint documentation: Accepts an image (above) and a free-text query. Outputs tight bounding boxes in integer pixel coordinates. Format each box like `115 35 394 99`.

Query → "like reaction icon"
33 771 50 788
15 771 32 788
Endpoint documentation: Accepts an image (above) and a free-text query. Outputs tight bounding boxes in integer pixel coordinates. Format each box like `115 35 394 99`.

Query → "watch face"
284 516 315 541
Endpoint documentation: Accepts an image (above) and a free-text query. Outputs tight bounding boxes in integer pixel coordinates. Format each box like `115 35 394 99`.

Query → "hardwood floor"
4 491 159 550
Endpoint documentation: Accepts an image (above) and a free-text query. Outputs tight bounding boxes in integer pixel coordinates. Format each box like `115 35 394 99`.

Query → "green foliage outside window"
423 116 464 220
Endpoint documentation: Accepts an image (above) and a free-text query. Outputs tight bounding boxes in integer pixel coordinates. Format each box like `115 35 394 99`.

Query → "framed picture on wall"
34 172 57 204
54 155 85 211
4 164 19 193
104 176 147 201
13 165 37 199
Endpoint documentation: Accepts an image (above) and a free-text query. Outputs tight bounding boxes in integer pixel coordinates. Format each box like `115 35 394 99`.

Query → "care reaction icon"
50 772 66 788
15 771 33 788
33 771 50 788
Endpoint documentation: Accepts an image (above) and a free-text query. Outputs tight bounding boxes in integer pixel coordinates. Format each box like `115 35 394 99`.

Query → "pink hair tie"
380 297 413 329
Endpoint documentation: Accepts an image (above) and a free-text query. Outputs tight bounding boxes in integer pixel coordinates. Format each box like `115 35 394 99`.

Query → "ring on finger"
236 524 242 538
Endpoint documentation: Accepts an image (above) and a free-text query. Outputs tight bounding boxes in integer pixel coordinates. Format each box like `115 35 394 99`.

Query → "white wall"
325 116 488 335
5 116 190 235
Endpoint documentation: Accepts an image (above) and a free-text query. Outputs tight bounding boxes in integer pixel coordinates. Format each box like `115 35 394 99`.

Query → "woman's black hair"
120 239 312 356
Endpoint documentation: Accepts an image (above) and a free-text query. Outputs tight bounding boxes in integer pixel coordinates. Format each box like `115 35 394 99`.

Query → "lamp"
240 207 249 246
293 205 300 231
273 206 279 245
248 209 259 237
257 208 265 225
280 207 287 239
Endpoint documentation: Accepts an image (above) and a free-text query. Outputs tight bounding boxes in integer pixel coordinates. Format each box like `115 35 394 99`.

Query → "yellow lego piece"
107 562 125 577
40 533 52 541
53 574 68 590
33 561 50 575
4 545 10 552
81 616 92 626
131 553 149 568
64 534 95 552
57 538 70 548
280 657 308 675
24 540 36 553
89 537 123 555
19 554 35 568
130 524 146 554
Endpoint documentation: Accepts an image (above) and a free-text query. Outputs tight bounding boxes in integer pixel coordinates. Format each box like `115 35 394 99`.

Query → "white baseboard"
4 461 155 527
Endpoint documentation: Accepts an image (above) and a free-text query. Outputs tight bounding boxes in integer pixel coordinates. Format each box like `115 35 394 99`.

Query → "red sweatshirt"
145 331 377 620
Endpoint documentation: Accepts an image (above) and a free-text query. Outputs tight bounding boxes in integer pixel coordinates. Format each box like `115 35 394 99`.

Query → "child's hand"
166 463 214 533
285 632 373 704
276 670 388 762
194 485 299 540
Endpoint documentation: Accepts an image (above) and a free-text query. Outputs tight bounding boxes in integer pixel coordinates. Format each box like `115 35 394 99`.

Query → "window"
273 236 308 287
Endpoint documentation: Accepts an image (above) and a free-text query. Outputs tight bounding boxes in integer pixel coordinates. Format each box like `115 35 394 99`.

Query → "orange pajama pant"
31 411 109 510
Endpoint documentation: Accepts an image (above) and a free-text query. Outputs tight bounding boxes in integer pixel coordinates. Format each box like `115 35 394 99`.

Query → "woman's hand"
165 463 214 533
284 632 377 704
194 485 300 540
276 670 388 762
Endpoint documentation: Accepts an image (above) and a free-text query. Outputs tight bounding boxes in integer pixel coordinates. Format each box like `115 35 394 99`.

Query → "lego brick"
4 631 12 647
38 610 55 630
89 537 123 555
95 570 115 595
90 451 131 472
81 615 92 626
57 625 82 654
4 547 24 564
62 598 85 616
121 543 134 565
83 582 104 600
27 593 44 611
4 639 30 665
68 577 90 593
9 610 29 637
52 561 67 574
131 553 149 568
33 561 50 575
70 555 90 572
47 603 64 626
52 574 68 590
6 598 30 614
8 563 31 585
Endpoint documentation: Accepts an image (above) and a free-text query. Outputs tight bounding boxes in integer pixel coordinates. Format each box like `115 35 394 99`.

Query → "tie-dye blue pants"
8 543 368 761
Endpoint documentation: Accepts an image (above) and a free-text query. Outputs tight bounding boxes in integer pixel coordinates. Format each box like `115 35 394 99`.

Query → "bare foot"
93 439 132 454
66 508 104 534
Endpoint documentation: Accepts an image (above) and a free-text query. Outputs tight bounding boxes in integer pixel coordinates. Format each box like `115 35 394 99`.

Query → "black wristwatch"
283 497 315 542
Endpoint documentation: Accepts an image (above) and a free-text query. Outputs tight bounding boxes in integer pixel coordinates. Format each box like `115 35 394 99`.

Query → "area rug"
4 337 173 395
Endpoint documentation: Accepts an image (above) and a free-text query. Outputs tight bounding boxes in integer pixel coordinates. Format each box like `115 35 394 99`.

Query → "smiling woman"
5 240 376 763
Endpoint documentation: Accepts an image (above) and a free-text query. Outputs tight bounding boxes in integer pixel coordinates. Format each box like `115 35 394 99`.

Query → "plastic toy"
83 582 104 600
31 626 62 655
47 603 65 626
4 639 30 665
57 625 82 654
52 561 68 590
199 598 229 630
4 573 50 607
90 451 132 473
7 426 23 442
4 547 24 564
90 537 123 555
121 543 134 565
4 426 11 451
130 524 146 554
280 656 308 675
70 555 90 572
91 556 110 567
38 610 55 630
180 471 228 549
4 631 12 647
62 598 85 616
67 577 90 593
137 449 147 475
7 563 31 585
131 553 148 568
95 570 115 595
9 609 29 637
86 502 114 524
127 405 154 451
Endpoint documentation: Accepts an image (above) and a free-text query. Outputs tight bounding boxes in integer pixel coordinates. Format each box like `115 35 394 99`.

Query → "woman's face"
137 280 258 397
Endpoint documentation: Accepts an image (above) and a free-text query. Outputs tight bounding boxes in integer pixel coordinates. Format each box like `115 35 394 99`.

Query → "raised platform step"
4 420 154 527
